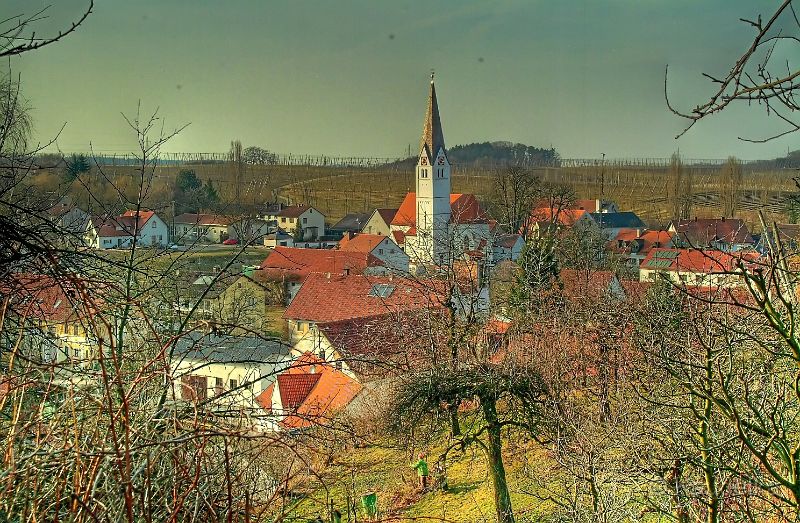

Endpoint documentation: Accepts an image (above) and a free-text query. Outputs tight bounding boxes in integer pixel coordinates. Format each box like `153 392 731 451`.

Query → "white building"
171 332 291 409
85 210 170 249
263 205 325 241
173 213 234 243
337 233 409 272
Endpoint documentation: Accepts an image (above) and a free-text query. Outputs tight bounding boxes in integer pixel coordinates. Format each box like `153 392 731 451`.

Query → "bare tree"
666 0 800 142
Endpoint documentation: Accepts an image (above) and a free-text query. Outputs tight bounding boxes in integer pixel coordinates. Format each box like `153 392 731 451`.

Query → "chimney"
343 266 350 276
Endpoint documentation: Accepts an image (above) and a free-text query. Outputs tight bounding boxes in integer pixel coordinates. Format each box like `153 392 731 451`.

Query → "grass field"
279 164 798 228
280 434 556 522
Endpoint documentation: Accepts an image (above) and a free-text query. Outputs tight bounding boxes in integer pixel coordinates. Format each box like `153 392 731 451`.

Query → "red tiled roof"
673 218 753 247
259 247 384 280
0 273 96 322
273 205 312 218
338 234 392 254
392 230 406 246
572 199 599 212
276 373 321 410
640 248 758 274
174 213 235 226
258 352 362 429
284 273 445 323
92 210 160 236
610 230 675 255
391 193 488 227
527 208 591 227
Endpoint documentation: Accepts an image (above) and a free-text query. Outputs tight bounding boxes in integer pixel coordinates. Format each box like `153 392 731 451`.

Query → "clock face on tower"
437 156 445 165
420 157 428 166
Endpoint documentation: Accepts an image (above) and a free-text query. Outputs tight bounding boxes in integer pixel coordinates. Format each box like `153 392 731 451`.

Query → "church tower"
415 72 451 265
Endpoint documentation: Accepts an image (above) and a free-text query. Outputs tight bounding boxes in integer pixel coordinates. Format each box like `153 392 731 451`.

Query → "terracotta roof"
527 208 591 227
338 234 393 254
258 352 362 429
258 247 383 281
420 78 445 159
91 210 160 237
0 273 97 322
640 248 758 274
174 213 235 226
276 373 321 410
284 273 445 323
392 193 488 227
572 199 599 212
272 205 313 218
611 229 674 255
673 218 753 247
392 230 406 246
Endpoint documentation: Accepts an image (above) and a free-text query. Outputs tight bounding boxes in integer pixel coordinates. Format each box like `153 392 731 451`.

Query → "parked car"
222 238 239 245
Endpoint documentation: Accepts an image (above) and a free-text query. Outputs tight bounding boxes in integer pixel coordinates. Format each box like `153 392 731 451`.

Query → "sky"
10 0 800 160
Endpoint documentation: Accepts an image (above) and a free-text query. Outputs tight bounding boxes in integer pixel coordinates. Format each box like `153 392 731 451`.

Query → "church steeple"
420 72 445 159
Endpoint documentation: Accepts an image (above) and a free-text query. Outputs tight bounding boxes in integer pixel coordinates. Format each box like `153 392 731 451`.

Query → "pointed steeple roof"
420 73 445 158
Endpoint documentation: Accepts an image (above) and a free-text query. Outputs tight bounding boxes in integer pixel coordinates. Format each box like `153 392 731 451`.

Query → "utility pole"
600 152 606 197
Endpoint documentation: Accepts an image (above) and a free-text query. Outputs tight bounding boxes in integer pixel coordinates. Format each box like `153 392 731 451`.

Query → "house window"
319 349 326 360
281 217 286 223
378 248 384 254
229 379 238 389
303 217 307 224
72 325 79 336
215 377 224 394
152 221 157 228
73 348 79 358
158 235 162 241
335 361 342 371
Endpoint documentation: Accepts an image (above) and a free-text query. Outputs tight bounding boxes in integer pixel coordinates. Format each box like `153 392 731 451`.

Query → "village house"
258 246 389 304
609 229 676 267
590 211 647 239
492 233 525 262
210 271 285 336
84 210 170 249
338 233 410 272
263 229 295 248
173 213 235 243
571 198 619 213
389 76 492 269
227 217 273 244
758 223 800 253
0 274 112 369
46 199 89 235
670 217 755 252
328 212 371 239
638 248 756 288
283 272 447 346
171 331 291 411
524 207 597 238
362 208 398 236
263 204 325 241
255 352 362 432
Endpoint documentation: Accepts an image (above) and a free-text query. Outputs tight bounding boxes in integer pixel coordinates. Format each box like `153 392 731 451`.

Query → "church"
390 75 492 271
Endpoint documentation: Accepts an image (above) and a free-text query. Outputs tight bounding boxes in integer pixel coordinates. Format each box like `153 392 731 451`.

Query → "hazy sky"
11 1 800 159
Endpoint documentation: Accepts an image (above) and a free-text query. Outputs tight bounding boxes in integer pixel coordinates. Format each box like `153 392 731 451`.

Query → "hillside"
387 141 559 168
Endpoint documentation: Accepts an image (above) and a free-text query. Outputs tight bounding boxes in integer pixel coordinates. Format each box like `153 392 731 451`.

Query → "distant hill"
387 141 559 168
749 149 800 170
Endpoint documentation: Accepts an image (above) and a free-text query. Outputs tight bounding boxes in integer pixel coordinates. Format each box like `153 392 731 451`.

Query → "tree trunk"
482 399 514 523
